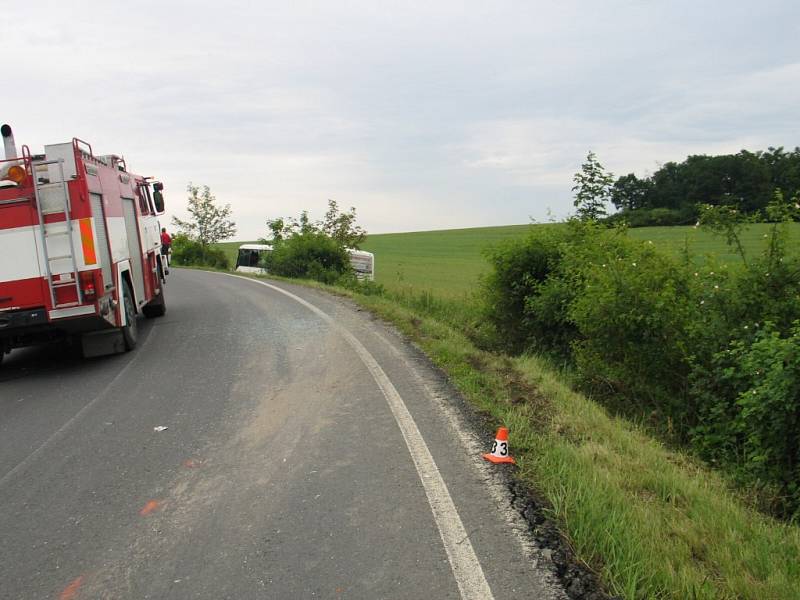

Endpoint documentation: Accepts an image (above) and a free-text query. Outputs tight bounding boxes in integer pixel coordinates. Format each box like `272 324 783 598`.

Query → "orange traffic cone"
483 427 515 464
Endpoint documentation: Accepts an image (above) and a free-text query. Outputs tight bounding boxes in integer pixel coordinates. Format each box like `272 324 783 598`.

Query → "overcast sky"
4 1 799 239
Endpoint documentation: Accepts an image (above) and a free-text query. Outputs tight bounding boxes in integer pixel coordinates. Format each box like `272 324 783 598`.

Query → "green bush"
567 241 701 420
171 233 230 269
337 274 386 296
606 206 698 228
691 322 800 518
482 227 572 353
481 215 800 516
265 232 351 284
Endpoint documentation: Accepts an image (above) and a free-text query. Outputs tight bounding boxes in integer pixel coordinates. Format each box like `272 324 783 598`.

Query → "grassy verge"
344 290 800 599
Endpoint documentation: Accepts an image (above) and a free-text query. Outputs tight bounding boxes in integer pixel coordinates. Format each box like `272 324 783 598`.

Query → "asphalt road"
0 269 566 600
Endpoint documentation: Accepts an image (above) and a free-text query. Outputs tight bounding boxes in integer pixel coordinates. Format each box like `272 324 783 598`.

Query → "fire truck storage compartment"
90 193 113 287
121 198 145 305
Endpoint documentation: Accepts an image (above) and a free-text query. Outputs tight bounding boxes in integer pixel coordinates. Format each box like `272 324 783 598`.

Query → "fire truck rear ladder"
31 158 83 309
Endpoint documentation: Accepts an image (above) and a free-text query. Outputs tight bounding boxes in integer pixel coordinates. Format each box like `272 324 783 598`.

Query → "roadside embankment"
345 289 800 599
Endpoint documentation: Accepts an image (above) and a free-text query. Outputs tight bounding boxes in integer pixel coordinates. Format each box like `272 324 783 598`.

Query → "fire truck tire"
121 281 138 350
143 289 166 318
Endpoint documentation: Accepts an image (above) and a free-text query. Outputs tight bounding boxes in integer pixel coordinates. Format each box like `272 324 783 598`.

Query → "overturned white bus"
235 244 375 281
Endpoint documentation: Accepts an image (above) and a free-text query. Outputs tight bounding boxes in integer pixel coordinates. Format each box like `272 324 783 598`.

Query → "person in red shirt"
160 228 172 269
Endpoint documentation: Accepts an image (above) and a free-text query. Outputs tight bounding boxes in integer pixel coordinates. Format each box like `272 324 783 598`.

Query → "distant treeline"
609 147 800 226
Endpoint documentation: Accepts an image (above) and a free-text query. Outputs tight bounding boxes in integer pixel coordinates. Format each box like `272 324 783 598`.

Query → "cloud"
4 0 798 238
458 59 800 186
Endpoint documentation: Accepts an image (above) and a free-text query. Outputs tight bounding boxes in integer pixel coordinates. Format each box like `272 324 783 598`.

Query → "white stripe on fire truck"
0 226 45 281
0 219 113 283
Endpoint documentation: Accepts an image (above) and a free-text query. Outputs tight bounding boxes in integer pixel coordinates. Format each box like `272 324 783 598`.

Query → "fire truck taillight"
79 271 97 301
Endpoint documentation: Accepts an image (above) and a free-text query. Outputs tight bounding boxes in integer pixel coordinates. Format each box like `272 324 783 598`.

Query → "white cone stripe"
223 273 495 600
491 438 510 458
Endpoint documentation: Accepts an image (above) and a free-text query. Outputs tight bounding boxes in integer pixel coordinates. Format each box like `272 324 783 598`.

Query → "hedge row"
482 215 800 518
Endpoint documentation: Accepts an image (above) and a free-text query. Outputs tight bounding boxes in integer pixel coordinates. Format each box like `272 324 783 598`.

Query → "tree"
264 199 367 249
611 147 800 218
320 199 366 249
172 184 237 251
170 233 230 269
572 151 613 220
265 232 351 284
265 217 287 243
265 211 315 242
611 173 651 211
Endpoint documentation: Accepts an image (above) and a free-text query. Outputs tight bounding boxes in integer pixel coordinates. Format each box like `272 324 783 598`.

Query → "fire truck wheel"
143 289 166 318
121 281 138 350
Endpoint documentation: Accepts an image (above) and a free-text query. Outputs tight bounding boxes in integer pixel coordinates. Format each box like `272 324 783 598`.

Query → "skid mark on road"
222 273 496 600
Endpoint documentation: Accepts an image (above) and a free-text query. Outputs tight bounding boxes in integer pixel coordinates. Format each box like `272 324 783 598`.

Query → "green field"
362 224 537 298
217 224 534 298
216 225 537 298
219 223 800 298
627 223 800 263
361 222 800 298
354 221 800 599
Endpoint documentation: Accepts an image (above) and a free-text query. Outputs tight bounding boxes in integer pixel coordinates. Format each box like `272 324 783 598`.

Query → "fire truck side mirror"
153 190 165 214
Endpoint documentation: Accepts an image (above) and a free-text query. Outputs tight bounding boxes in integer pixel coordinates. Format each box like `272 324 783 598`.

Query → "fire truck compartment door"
122 198 145 306
90 193 113 289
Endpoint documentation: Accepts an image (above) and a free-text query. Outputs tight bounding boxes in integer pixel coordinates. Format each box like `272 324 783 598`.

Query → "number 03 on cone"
483 427 516 464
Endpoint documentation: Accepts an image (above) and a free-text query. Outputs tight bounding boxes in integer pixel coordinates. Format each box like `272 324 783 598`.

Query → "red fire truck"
0 124 167 365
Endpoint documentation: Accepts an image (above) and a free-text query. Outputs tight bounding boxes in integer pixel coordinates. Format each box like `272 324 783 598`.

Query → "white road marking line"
370 329 568 597
223 273 495 600
0 328 157 488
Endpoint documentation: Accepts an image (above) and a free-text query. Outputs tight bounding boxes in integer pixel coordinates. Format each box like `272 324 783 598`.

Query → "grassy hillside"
361 224 537 298
358 222 799 297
